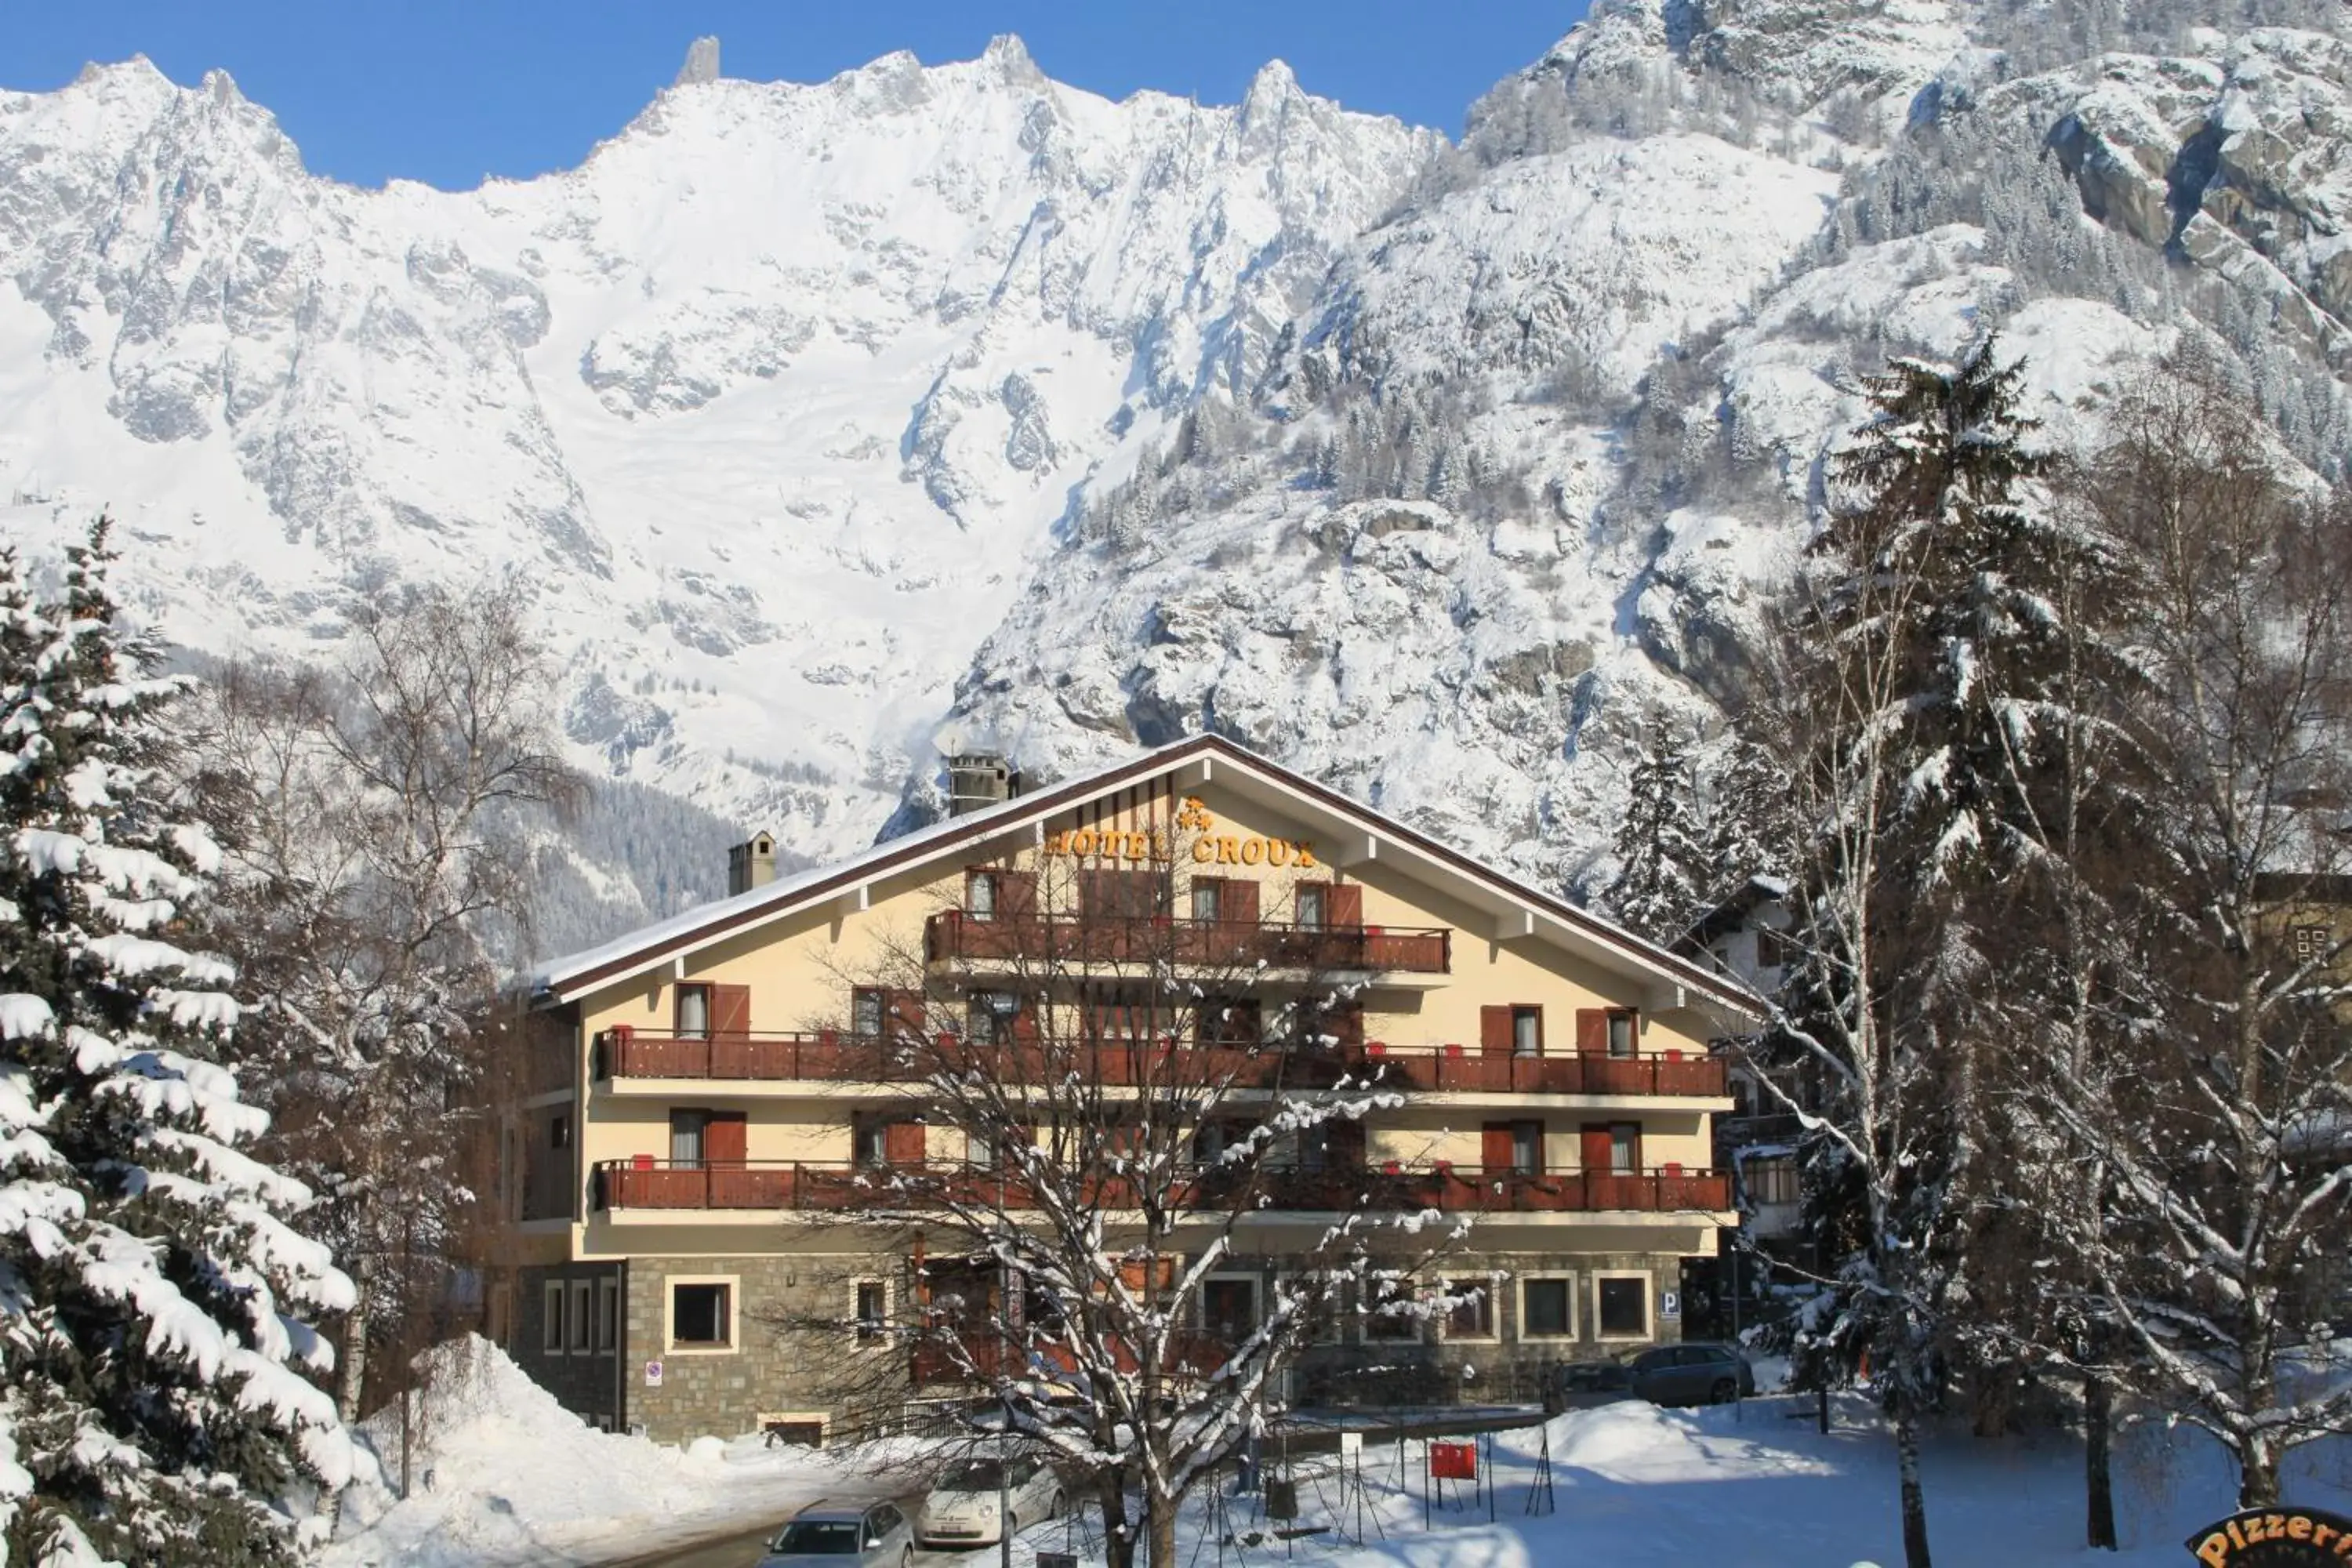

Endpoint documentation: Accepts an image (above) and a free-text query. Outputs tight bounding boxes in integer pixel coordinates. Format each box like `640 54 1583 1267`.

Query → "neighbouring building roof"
530 733 1762 1022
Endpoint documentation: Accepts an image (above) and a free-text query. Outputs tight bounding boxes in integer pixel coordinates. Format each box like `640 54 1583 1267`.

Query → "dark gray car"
1626 1342 1756 1406
755 1501 915 1568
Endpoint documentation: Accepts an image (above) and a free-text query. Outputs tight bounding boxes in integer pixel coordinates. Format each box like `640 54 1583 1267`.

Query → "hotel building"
494 735 1757 1443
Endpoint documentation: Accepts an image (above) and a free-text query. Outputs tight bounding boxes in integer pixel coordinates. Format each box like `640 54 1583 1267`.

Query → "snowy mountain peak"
674 36 721 88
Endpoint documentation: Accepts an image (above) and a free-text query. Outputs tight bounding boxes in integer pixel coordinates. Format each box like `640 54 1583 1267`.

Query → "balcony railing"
1356 1044 1727 1098
593 1160 1730 1216
593 1029 1726 1098
924 913 1451 974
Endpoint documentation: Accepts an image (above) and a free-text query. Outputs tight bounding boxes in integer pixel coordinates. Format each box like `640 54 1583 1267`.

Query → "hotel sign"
1043 798 1319 869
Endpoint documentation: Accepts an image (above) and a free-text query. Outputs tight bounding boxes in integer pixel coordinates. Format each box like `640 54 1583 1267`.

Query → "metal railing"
593 1159 1730 1215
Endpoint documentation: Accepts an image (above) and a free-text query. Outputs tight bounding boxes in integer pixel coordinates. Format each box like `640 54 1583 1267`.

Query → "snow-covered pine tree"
1750 336 2071 1568
1607 718 1707 944
0 522 361 1567
1701 736 1798 898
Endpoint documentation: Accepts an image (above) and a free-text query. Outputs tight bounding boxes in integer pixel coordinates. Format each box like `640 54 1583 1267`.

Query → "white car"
916 1454 1065 1548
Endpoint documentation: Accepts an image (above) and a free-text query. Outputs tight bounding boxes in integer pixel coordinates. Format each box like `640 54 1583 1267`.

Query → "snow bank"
321 1336 846 1568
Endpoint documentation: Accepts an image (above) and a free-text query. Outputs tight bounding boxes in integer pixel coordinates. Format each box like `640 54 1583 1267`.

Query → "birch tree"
188 586 578 1421
2034 353 2352 1508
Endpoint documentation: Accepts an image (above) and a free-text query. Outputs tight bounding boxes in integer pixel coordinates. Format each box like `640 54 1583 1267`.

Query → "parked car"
915 1454 1065 1548
756 1501 914 1568
1543 1359 1634 1411
1626 1341 1757 1406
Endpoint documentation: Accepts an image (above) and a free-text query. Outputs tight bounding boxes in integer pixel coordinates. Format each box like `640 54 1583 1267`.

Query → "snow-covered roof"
531 734 1762 1021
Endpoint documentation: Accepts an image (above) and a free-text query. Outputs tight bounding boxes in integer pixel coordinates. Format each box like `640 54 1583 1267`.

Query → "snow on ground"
321 1341 2352 1567
320 1338 852 1568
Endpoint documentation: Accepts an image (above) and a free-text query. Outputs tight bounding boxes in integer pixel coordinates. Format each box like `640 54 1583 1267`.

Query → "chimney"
947 753 1018 818
728 830 777 895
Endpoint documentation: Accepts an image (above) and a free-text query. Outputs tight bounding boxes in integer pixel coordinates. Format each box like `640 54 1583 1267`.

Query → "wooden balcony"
1354 1044 1727 1098
593 1160 1730 1216
923 913 1451 974
593 1029 1726 1098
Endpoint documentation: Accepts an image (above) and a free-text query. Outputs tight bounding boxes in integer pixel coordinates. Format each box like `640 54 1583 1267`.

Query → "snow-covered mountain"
2 5 2347 931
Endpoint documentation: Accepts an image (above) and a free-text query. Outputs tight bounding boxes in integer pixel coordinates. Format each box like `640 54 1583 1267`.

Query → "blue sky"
7 2 1592 191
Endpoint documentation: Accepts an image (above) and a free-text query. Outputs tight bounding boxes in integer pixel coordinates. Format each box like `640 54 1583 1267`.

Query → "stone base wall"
623 1252 909 1446
511 1262 626 1429
586 1248 1690 1446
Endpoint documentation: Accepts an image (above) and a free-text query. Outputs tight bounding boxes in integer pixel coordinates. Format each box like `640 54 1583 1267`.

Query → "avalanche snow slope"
943 0 2352 895
0 42 1433 860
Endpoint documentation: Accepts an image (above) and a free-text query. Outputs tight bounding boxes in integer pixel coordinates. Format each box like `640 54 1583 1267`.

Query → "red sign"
1430 1441 1476 1480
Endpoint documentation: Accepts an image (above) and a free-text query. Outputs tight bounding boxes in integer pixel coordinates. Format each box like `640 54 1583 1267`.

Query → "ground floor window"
1202 1275 1260 1344
1445 1277 1496 1340
670 1279 735 1349
1597 1274 1650 1338
1362 1276 1421 1342
542 1280 565 1353
1519 1276 1574 1339
568 1279 592 1353
596 1276 619 1352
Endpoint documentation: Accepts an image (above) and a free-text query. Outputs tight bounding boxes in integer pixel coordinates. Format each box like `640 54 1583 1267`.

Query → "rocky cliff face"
2 5 2346 932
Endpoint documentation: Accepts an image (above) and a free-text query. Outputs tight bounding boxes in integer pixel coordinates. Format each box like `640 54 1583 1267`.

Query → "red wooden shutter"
710 985 752 1044
1481 1122 1515 1174
1225 879 1260 924
886 989 927 1035
1328 884 1363 927
1000 870 1039 921
1580 1123 1615 1171
884 1121 927 1165
1480 1007 1513 1057
1576 1009 1607 1054
703 1112 747 1166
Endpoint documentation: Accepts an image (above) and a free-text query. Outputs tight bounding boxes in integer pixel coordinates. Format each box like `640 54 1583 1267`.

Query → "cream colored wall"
561 777 1726 1214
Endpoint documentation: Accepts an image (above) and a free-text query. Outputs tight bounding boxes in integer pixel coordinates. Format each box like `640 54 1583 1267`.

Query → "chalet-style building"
493 735 1758 1443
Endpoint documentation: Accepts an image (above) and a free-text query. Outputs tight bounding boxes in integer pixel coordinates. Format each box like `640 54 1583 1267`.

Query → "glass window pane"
1522 1278 1569 1337
676 985 709 1039
1512 1122 1541 1174
670 1110 705 1166
970 873 996 920
1610 1125 1637 1173
1599 1276 1646 1336
1191 880 1221 922
1513 1008 1539 1056
1607 1013 1634 1058
1297 886 1325 928
852 989 884 1038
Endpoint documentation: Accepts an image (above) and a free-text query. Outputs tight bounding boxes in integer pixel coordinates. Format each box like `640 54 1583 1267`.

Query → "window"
1362 1276 1420 1342
1202 1276 1260 1344
675 984 710 1040
1755 925 1788 970
1610 1123 1639 1174
1279 1272 1345 1344
1190 879 1221 923
670 1109 708 1167
855 1281 887 1341
1511 1120 1542 1175
670 1280 733 1349
1295 884 1327 929
966 990 1022 1046
1745 1155 1802 1205
568 1279 592 1353
1520 1276 1574 1339
1199 996 1261 1047
968 870 998 921
596 1277 619 1352
542 1281 565 1353
1597 1275 1650 1338
851 987 885 1040
2292 924 2331 964
1512 1006 1541 1057
549 1114 570 1149
1607 1011 1635 1058
1445 1279 1495 1340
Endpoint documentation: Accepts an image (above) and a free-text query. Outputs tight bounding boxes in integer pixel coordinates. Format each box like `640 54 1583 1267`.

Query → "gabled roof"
531 734 1762 1022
